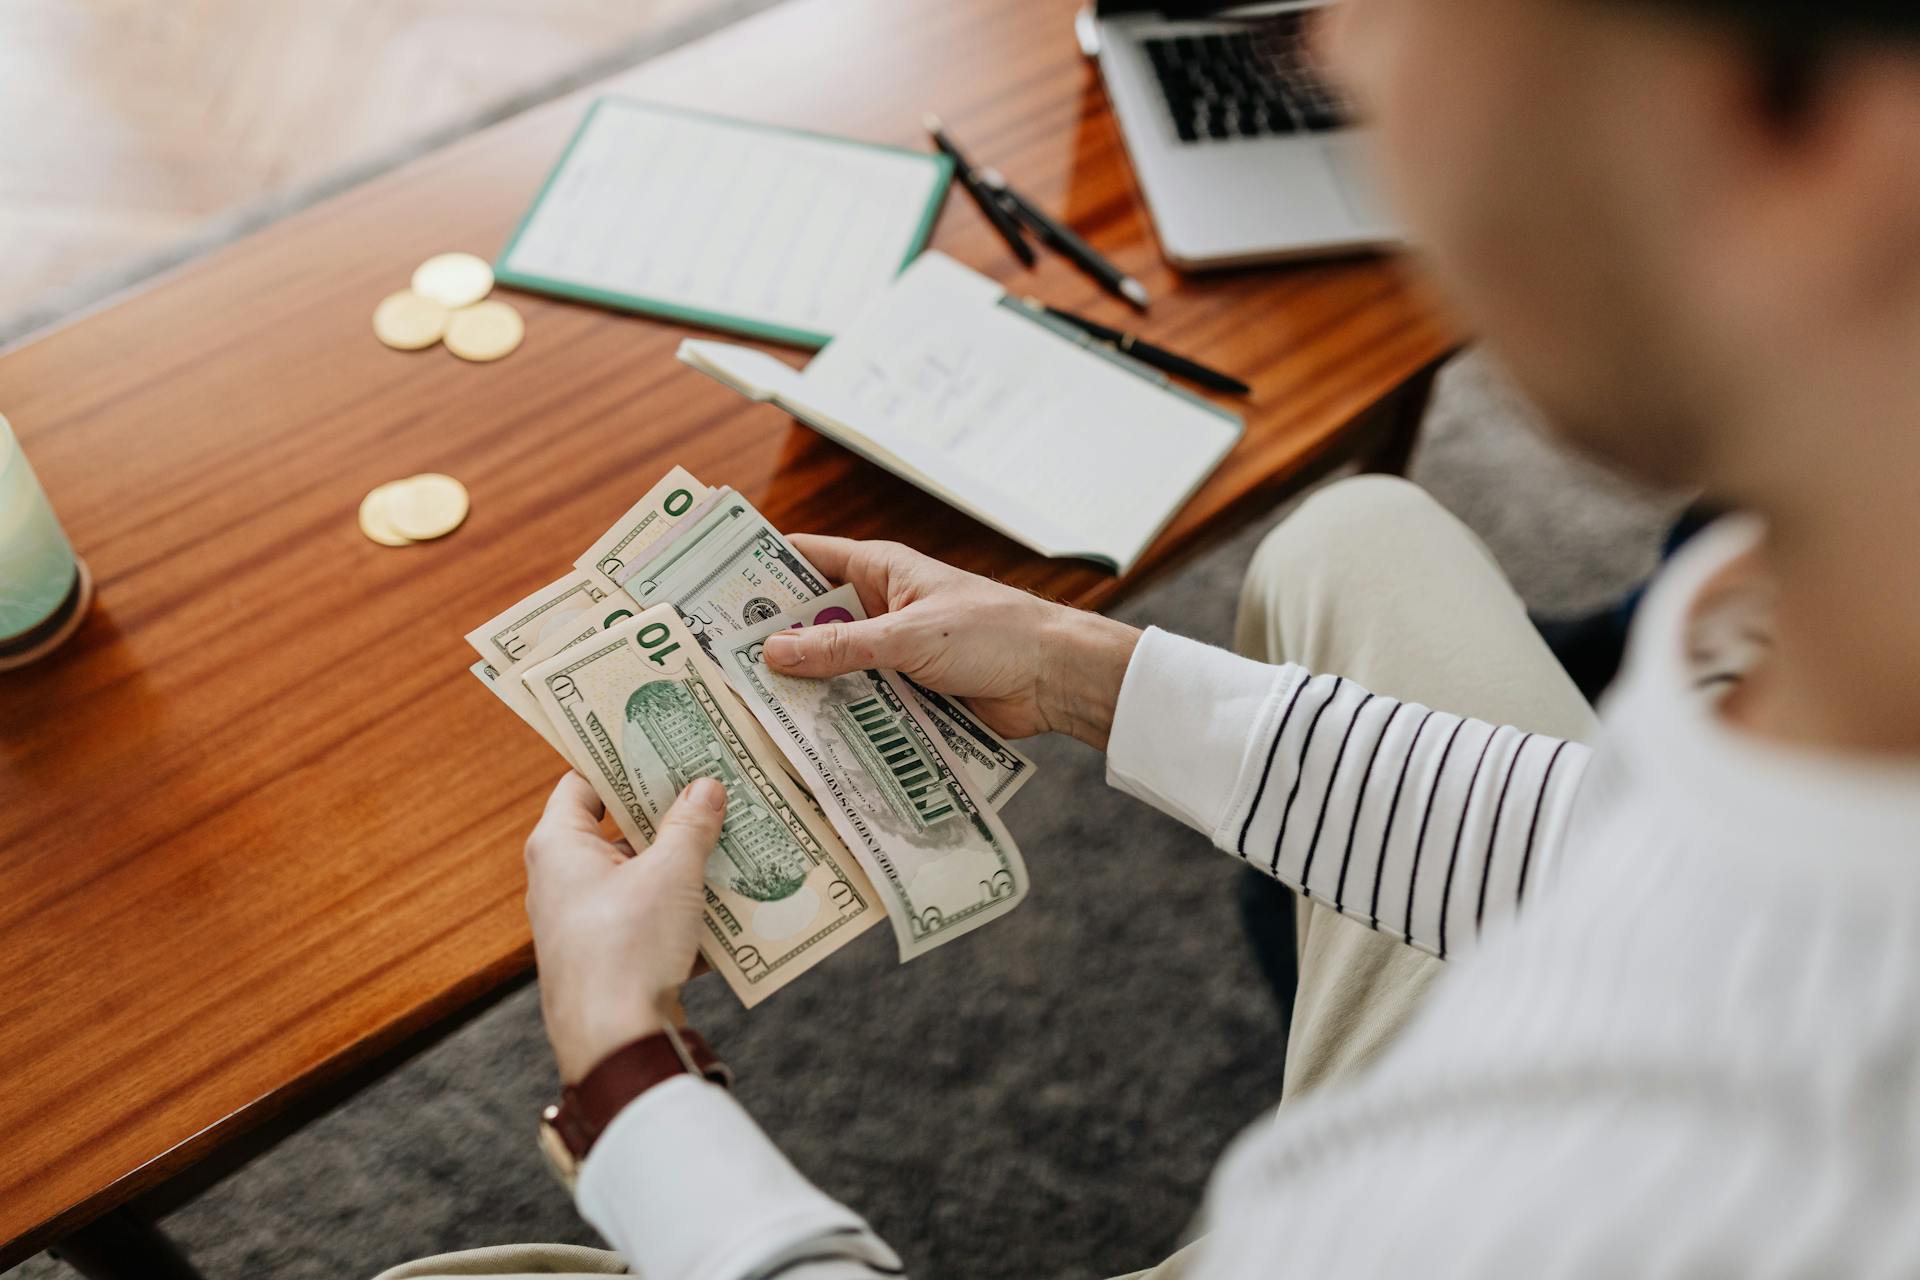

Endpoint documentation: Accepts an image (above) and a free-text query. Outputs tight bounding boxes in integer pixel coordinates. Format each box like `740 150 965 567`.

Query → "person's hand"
524 772 727 1083
766 535 1141 750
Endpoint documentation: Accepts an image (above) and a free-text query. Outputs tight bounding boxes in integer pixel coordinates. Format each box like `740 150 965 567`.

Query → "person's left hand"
524 772 728 1083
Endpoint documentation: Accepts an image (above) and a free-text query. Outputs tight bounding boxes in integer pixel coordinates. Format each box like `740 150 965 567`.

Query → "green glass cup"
0 413 93 669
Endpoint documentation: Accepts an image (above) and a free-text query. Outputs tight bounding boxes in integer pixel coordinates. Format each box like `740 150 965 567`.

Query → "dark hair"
1651 1 1920 40
1630 1 1917 125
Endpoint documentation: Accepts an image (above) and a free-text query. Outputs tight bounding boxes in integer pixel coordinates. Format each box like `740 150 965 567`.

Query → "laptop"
1078 1 1400 269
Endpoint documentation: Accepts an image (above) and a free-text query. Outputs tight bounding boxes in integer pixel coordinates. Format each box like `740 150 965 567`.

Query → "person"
380 0 1920 1274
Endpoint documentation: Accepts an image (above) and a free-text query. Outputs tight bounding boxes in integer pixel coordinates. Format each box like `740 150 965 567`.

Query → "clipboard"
495 98 954 348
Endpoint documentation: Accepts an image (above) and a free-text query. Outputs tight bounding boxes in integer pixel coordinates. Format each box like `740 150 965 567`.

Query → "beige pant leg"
371 1242 627 1278
1232 476 1598 1103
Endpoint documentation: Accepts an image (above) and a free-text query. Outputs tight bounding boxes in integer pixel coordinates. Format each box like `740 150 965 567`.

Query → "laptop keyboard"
1143 14 1350 144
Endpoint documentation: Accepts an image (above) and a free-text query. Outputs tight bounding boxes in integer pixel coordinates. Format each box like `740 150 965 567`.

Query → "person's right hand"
764 535 1141 750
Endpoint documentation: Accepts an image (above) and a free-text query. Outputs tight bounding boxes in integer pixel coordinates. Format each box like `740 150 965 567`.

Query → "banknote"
904 682 1033 808
520 605 880 1006
497 581 819 804
472 471 706 746
471 656 569 754
467 574 650 750
464 569 638 671
719 592 1029 961
614 493 1035 807
471 545 824 787
749 588 1036 809
574 466 711 594
620 496 820 646
499 585 646 679
598 485 731 592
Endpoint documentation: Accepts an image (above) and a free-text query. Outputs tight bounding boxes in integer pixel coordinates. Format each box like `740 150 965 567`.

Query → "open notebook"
678 253 1244 574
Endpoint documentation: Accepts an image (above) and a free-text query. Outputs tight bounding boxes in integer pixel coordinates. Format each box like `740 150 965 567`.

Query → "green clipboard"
494 97 954 349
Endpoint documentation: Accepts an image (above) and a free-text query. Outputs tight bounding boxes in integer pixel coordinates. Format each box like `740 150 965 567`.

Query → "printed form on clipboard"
494 98 952 347
677 252 1244 574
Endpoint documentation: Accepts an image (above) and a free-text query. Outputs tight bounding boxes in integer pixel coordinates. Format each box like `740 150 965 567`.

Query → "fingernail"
687 777 727 813
763 633 801 668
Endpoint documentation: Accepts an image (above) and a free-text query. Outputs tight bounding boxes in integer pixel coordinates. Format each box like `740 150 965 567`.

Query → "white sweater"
574 520 1920 1278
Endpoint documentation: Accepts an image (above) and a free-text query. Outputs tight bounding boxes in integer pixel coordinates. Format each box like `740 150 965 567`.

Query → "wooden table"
0 0 1452 1271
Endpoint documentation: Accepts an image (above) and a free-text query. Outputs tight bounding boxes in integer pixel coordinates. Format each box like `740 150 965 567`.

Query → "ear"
1806 50 1920 310
1687 38 1920 342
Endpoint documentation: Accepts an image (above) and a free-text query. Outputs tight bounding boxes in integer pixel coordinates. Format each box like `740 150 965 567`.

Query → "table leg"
1364 357 1445 478
48 1208 205 1280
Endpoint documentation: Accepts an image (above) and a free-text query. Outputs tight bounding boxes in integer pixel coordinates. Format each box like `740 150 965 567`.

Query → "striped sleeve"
1107 627 1591 960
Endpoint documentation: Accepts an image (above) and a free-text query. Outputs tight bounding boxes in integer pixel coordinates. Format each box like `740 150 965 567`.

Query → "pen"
1029 298 1251 396
924 114 1036 268
982 168 1150 311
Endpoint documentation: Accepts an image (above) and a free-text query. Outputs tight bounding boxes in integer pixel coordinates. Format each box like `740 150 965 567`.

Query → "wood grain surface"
0 0 1453 1263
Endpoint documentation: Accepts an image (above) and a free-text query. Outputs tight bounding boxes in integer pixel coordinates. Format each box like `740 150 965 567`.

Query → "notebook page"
678 341 1090 557
677 340 808 404
499 100 945 342
800 253 1241 566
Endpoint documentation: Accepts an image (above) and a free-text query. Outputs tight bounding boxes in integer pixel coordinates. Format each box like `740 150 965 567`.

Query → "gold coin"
358 481 415 547
410 252 495 308
386 473 470 541
444 299 524 363
372 290 448 351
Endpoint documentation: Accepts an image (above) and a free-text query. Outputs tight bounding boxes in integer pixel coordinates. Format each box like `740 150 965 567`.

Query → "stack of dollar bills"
466 468 1035 1006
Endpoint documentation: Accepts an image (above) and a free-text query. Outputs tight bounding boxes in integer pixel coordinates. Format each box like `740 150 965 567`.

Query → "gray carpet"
10 350 1685 1280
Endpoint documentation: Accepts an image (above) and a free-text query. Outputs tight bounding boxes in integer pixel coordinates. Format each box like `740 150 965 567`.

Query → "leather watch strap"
546 1026 731 1163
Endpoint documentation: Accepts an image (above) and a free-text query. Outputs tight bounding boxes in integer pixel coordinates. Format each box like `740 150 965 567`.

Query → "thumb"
763 619 893 678
649 777 728 870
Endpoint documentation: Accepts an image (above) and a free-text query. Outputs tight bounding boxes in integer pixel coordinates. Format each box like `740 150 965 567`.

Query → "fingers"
787 533 862 583
541 770 606 831
649 778 728 871
763 617 894 678
526 773 619 889
789 533 896 618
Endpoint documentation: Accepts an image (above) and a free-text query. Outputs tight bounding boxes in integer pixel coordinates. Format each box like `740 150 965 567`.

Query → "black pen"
924 114 1036 268
982 168 1150 311
1029 298 1250 396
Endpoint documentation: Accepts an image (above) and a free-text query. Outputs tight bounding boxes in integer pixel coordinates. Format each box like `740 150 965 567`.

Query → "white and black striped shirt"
575 518 1920 1278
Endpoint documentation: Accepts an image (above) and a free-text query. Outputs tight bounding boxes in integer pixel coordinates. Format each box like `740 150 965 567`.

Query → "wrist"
1038 609 1141 752
555 998 673 1085
539 1024 732 1187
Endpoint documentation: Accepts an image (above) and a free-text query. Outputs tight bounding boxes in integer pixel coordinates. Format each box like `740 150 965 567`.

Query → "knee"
1243 477 1445 598
1236 477 1457 661
1284 476 1448 559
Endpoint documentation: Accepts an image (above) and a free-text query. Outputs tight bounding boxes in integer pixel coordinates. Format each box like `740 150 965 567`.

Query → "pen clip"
1005 297 1244 416
1000 296 1171 392
978 168 1026 217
